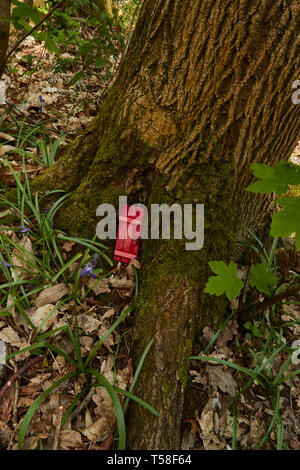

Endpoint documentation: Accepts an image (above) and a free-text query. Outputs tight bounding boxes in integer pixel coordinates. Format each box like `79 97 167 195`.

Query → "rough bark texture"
0 0 10 67
31 0 300 449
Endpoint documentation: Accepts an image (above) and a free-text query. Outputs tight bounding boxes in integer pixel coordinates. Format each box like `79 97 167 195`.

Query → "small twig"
52 405 64 450
238 283 300 320
0 0 65 76
12 376 20 427
0 355 42 403
70 387 95 421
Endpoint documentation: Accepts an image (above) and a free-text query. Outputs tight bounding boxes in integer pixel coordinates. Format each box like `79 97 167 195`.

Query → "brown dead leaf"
31 283 70 308
22 434 48 450
189 370 207 386
80 371 127 443
101 308 115 321
86 278 110 295
98 325 114 351
0 132 15 142
27 304 58 332
77 314 100 334
0 161 38 185
0 326 24 349
0 144 17 157
196 393 225 450
11 236 38 281
62 240 76 253
108 275 135 289
208 366 237 396
126 259 141 279
59 430 82 449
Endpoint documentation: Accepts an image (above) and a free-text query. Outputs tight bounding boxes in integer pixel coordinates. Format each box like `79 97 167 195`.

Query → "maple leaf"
249 263 278 295
204 261 243 301
270 198 300 250
246 161 300 195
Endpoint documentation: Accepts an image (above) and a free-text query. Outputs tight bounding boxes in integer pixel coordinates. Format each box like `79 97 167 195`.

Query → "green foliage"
270 198 300 250
246 161 300 195
191 314 300 449
11 0 42 29
10 0 131 83
247 160 300 250
0 163 158 450
249 263 278 295
205 159 299 302
204 261 244 301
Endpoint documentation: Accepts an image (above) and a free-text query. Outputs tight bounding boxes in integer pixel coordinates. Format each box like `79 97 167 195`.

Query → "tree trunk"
31 0 300 449
0 0 10 68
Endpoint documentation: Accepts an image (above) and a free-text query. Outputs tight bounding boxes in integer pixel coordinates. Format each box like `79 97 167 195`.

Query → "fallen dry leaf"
86 278 110 295
0 132 15 142
22 434 48 450
27 304 58 332
11 236 38 281
0 144 17 157
32 283 70 308
208 366 237 396
77 314 100 334
60 430 82 449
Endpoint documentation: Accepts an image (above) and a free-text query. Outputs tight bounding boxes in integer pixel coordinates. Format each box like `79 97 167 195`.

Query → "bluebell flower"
0 260 11 267
37 95 45 113
80 253 98 279
80 263 96 279
19 225 31 233
44 207 50 214
92 253 98 267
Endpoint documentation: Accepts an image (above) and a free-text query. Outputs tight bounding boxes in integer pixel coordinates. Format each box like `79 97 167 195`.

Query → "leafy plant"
10 0 126 84
191 306 300 449
204 261 243 301
205 160 300 302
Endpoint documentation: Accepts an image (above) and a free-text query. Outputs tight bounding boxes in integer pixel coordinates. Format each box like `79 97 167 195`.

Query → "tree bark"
0 0 10 68
31 0 300 449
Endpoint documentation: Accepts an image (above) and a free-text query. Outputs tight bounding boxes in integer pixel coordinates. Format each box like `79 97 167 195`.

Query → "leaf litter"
0 9 299 452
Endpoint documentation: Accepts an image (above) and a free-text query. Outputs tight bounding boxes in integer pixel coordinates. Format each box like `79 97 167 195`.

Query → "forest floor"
0 32 299 451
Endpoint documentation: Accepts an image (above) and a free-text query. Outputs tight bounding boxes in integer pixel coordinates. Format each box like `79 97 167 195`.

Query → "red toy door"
114 205 144 264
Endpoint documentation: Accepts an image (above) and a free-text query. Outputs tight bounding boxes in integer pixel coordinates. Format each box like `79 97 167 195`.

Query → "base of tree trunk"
29 0 300 447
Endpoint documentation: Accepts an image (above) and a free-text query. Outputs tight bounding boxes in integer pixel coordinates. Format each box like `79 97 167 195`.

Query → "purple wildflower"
44 207 50 214
80 263 96 279
92 253 98 267
79 253 98 279
19 225 31 233
37 95 45 113
0 260 11 267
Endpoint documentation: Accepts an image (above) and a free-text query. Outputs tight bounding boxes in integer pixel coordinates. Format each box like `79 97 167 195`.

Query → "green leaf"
270 198 300 250
246 161 300 195
45 37 60 55
12 1 42 25
204 261 243 301
249 263 278 295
